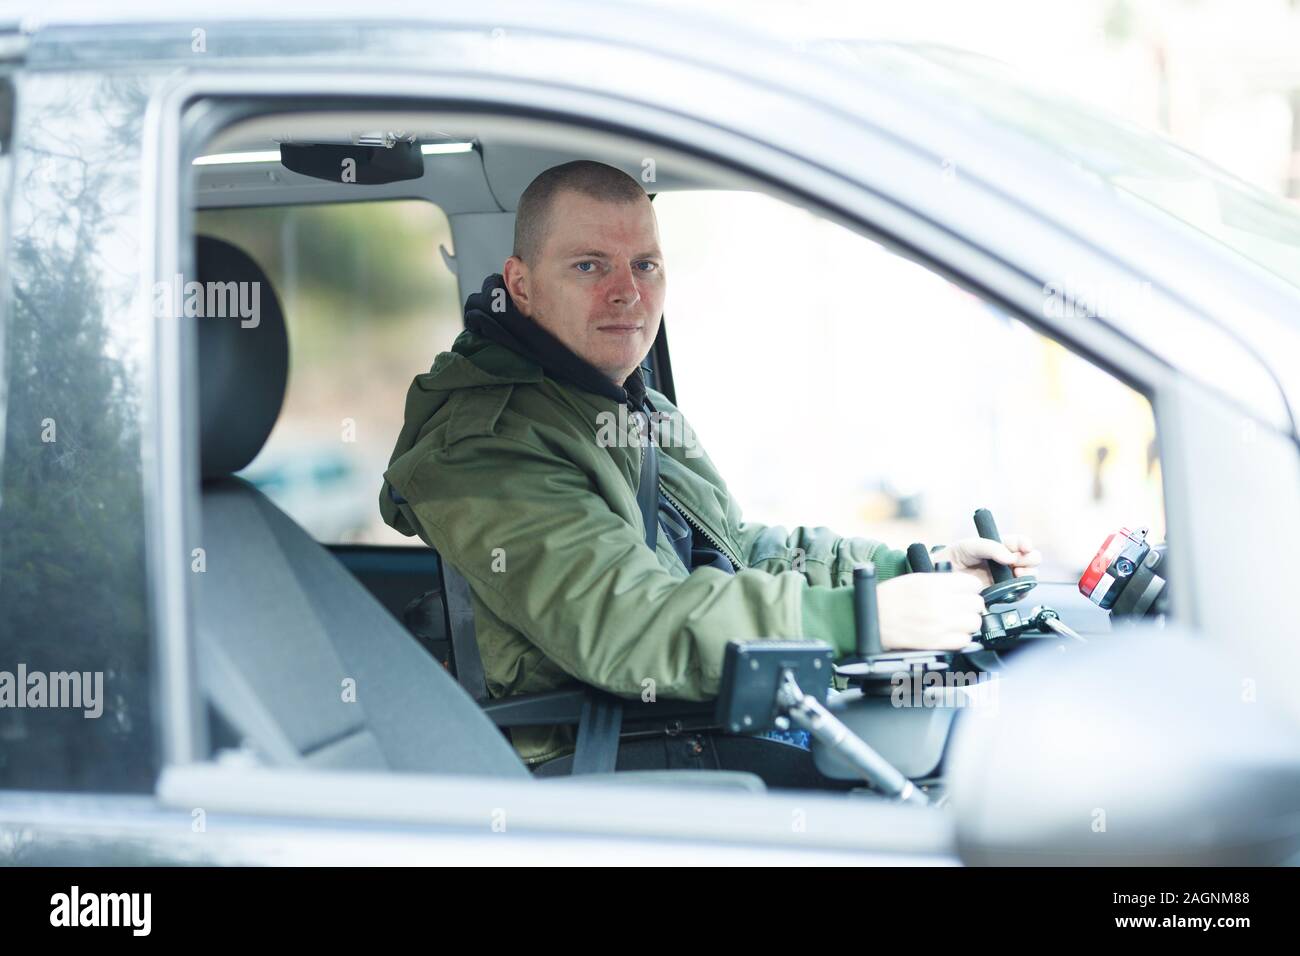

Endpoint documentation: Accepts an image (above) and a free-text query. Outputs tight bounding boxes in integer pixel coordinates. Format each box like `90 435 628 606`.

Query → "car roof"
4 0 788 48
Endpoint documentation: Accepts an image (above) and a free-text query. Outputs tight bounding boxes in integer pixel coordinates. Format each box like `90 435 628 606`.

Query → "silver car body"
0 1 1297 864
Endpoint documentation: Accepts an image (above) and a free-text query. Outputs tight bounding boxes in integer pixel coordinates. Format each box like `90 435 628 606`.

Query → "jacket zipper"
658 481 745 572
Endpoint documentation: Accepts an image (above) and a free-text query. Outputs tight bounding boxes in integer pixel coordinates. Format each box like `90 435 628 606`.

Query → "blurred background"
197 201 463 543
690 0 1300 200
197 0 1300 578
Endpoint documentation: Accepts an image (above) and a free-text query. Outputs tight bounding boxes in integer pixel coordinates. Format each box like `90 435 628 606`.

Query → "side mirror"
946 628 1300 865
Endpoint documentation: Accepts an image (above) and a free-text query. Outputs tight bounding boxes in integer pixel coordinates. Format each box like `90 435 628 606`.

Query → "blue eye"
575 261 594 272
636 261 658 272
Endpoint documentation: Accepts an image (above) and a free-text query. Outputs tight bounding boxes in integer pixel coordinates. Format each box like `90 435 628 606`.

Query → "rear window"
195 199 463 545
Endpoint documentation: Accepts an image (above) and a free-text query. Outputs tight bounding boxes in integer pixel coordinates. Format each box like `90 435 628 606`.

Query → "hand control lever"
852 562 883 658
973 508 1037 606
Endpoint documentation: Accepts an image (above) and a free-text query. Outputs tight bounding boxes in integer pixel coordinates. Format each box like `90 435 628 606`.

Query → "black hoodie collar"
463 273 654 412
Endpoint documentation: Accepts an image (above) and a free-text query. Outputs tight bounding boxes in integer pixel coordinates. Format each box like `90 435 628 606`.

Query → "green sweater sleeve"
863 544 911 581
800 584 858 657
798 544 912 658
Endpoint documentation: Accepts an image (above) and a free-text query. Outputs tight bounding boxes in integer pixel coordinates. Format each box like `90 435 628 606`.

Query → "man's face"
503 190 665 385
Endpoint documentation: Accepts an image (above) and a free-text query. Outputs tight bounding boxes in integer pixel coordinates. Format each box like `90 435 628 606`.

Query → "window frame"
146 70 1190 840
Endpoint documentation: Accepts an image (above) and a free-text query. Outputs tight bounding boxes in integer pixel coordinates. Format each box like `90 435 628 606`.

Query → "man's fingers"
960 537 1018 566
1003 533 1035 555
1012 550 1042 574
945 569 984 592
936 631 975 651
939 595 984 640
927 618 979 650
964 535 1041 571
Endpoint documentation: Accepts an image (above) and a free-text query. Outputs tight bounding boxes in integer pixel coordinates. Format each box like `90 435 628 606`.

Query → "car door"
4 10 1297 864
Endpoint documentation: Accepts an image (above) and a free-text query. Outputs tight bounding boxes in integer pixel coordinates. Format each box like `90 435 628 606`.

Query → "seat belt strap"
439 558 490 704
389 486 489 702
572 411 657 773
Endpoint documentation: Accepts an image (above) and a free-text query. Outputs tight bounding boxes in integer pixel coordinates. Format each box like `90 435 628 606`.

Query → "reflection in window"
0 72 158 792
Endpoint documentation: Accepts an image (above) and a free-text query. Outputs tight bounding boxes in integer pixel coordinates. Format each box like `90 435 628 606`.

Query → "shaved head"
513 160 649 264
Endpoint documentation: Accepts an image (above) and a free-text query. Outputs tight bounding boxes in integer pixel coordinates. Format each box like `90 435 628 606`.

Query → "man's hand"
877 573 986 651
929 535 1041 590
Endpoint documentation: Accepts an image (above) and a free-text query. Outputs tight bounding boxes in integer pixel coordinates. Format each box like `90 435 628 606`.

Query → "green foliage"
196 200 457 318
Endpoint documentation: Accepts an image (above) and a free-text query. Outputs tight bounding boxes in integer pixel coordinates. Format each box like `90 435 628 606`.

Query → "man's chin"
608 360 648 386
586 344 650 382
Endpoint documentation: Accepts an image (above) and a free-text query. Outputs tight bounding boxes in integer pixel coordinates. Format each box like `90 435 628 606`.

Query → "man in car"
379 160 1040 768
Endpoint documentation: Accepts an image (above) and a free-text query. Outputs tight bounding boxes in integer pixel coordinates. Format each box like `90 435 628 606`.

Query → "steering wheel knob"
980 575 1037 607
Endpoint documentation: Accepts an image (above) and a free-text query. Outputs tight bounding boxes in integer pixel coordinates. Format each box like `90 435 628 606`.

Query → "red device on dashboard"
1079 526 1154 610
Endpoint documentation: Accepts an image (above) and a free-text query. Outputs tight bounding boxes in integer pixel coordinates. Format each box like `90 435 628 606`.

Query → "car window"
0 75 10 482
195 200 463 545
653 189 1165 579
0 71 157 792
821 41 1300 296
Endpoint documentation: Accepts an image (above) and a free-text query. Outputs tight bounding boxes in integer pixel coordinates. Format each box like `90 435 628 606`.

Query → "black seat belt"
389 483 490 704
571 408 659 773
439 555 489 704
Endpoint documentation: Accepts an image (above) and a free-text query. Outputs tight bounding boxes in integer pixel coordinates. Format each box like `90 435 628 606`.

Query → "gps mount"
714 641 929 805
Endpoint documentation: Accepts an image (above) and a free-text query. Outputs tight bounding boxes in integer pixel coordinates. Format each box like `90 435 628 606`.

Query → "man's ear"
502 256 533 316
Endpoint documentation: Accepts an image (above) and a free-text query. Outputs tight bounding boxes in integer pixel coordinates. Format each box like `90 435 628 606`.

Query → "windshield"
820 41 1300 294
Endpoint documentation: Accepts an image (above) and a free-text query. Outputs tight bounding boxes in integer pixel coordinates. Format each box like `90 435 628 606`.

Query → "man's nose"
604 261 641 307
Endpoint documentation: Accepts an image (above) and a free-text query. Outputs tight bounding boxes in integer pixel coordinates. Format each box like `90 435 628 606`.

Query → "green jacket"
379 329 910 765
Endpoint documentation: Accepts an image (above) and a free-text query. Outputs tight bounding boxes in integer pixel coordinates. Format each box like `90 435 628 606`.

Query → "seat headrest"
195 235 289 480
